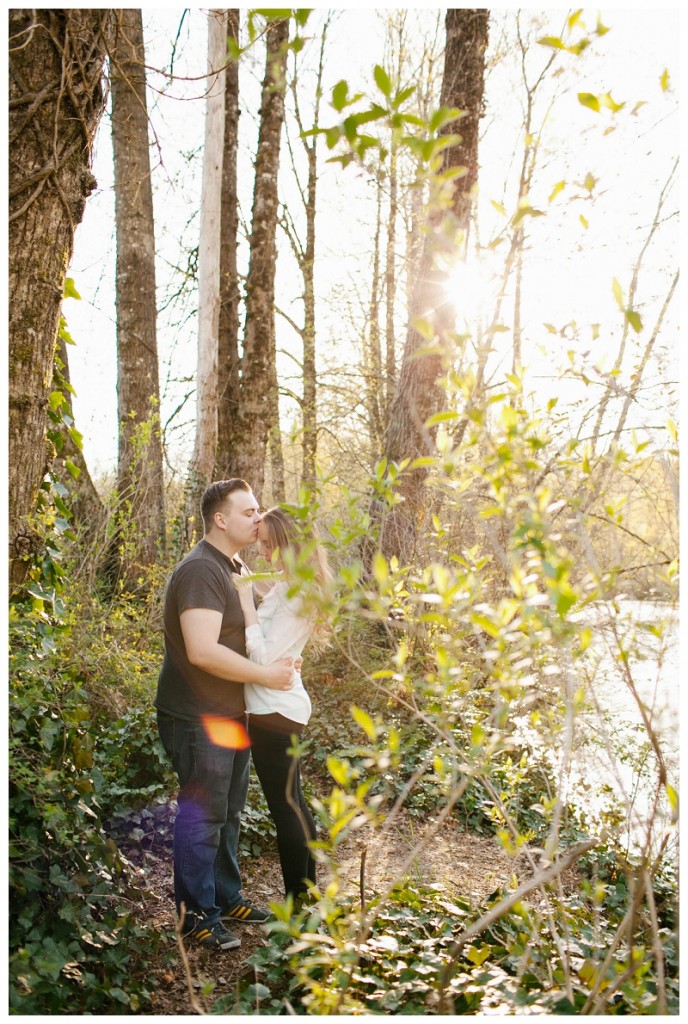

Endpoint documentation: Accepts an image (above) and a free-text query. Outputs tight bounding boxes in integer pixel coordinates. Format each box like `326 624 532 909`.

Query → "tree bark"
226 17 290 499
215 9 241 480
111 8 165 575
8 9 114 588
382 9 489 558
186 9 227 535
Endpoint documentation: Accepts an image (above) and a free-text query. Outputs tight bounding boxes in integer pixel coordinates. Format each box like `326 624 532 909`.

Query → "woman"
232 506 331 903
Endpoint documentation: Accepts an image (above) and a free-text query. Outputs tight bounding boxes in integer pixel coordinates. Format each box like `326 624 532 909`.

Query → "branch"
437 837 600 1010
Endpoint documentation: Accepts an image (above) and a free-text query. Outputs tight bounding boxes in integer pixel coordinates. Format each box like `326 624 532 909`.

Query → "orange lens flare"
201 715 250 750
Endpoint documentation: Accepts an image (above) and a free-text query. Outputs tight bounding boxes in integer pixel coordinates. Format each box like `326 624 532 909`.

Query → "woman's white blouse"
243 580 313 725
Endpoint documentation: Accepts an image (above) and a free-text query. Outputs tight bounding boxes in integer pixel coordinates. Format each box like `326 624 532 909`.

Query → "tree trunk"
300 93 319 490
226 16 290 498
54 329 104 527
111 8 165 576
382 9 489 558
281 16 330 491
365 178 384 457
215 9 241 480
8 9 114 588
385 134 399 413
186 9 227 536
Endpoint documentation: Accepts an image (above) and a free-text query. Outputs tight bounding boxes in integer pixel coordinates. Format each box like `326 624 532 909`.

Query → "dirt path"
129 808 515 1015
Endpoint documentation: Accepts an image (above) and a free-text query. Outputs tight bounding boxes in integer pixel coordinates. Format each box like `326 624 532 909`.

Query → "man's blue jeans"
157 712 249 928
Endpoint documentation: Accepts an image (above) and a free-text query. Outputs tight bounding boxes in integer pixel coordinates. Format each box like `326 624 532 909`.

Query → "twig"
175 903 207 1015
437 837 600 1012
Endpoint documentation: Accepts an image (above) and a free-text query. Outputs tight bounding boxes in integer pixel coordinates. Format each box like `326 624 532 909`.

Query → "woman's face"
257 520 276 562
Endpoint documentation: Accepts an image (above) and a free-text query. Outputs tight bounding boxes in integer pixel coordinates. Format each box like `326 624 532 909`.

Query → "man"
155 479 296 951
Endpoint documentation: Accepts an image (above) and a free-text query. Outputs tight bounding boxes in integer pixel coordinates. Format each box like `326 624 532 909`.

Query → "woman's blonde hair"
260 505 332 648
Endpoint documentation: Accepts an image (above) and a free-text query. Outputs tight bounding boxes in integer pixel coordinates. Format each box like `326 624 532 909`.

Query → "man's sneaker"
185 919 241 950
223 901 271 924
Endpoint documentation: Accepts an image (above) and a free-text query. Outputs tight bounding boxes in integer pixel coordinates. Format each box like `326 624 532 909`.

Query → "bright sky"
63 5 681 481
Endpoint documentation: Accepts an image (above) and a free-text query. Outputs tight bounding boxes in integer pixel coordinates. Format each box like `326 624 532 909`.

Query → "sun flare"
442 258 496 327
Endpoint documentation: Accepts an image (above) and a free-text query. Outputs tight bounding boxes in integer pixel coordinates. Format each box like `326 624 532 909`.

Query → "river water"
567 600 679 852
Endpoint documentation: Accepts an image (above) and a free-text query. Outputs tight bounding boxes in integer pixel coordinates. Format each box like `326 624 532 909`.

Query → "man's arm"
180 608 294 689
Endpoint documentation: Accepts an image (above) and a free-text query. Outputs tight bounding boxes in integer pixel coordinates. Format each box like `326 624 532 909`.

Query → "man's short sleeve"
174 559 228 615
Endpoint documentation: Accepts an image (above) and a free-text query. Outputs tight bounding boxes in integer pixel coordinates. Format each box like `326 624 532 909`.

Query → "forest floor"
124 802 518 1016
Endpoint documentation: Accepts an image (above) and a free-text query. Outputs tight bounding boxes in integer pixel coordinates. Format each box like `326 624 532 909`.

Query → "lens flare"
201 715 250 749
443 258 494 326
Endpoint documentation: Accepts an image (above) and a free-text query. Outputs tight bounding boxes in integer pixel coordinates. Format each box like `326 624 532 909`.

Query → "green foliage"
8 613 166 1014
224 876 678 1015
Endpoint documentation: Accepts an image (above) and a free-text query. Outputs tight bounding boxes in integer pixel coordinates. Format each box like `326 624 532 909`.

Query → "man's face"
217 488 262 551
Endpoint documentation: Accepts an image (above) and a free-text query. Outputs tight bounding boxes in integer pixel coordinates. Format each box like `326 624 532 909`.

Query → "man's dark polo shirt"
155 539 248 721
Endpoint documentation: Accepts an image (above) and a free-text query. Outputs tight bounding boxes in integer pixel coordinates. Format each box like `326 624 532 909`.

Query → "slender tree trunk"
111 8 165 575
300 95 319 490
366 178 384 456
227 17 290 498
54 331 104 526
8 9 114 588
215 9 241 479
385 135 399 412
186 9 227 535
285 14 330 491
382 9 489 558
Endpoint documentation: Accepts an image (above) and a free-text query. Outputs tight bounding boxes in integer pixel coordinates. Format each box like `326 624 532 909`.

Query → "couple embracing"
155 478 331 951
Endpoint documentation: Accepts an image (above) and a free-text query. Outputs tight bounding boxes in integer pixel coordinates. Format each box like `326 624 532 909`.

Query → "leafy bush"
8 610 168 1014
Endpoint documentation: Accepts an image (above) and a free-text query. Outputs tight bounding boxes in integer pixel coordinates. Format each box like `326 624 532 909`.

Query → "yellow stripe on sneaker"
229 905 251 919
195 929 212 941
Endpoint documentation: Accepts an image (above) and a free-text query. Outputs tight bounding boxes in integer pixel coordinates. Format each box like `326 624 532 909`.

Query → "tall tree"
8 9 115 588
223 15 290 499
186 9 227 535
215 9 241 480
382 9 489 557
280 14 331 489
110 8 165 575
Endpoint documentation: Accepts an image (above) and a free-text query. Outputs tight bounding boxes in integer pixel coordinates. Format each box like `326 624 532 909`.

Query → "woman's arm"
232 573 310 666
233 573 259 628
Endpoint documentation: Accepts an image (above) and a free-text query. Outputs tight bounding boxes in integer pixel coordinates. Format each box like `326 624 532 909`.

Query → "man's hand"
260 658 295 690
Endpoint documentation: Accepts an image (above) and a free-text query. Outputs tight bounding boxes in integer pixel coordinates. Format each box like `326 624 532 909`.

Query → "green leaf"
293 9 311 28
63 277 81 300
471 613 500 639
352 705 377 741
373 64 392 98
332 80 348 112
429 105 464 133
578 92 600 112
372 551 388 585
625 309 643 333
612 277 624 309
327 757 350 787
394 84 416 107
512 202 545 226
466 944 492 965
253 8 292 19
538 35 566 50
598 92 624 113
548 180 565 202
426 410 459 427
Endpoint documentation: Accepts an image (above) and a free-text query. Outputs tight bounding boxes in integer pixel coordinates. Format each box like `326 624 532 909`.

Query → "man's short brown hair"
200 479 251 532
